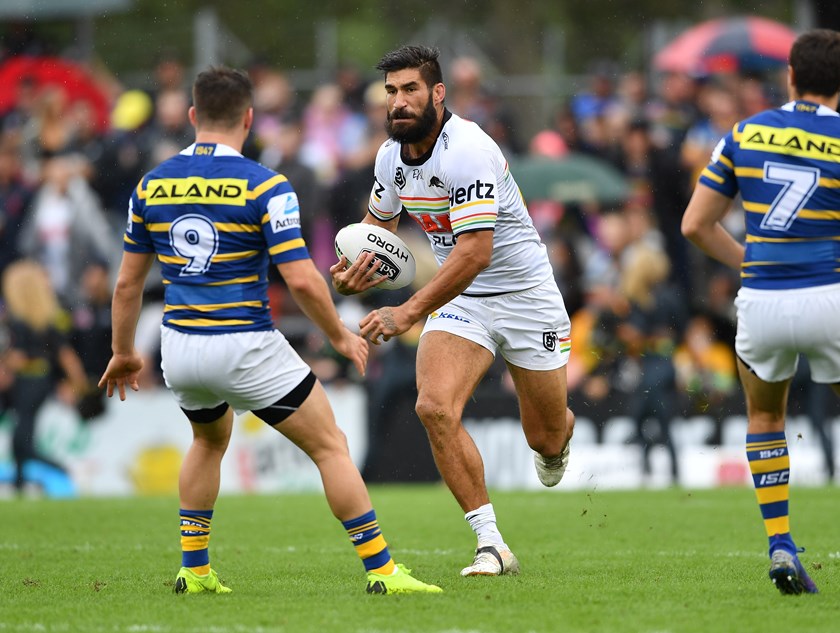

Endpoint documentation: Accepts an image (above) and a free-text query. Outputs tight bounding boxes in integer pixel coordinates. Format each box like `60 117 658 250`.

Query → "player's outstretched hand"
330 252 387 295
330 326 370 377
98 351 144 401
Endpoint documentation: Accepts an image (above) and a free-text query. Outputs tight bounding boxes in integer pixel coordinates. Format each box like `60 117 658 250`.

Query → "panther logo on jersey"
429 175 445 188
395 166 406 190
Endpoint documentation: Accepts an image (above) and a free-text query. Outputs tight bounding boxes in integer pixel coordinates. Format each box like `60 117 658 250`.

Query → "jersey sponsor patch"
145 177 248 206
739 124 840 160
267 192 302 233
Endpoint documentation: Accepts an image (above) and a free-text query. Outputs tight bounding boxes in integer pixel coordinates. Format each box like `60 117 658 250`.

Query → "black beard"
385 94 438 144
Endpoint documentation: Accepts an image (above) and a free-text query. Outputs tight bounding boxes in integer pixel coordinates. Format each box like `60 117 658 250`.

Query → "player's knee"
415 397 457 432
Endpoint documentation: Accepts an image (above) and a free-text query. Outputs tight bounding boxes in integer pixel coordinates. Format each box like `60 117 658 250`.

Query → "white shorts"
160 327 311 413
735 282 840 383
421 277 571 370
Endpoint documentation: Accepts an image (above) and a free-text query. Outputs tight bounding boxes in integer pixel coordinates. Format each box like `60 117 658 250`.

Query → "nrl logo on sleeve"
395 166 406 189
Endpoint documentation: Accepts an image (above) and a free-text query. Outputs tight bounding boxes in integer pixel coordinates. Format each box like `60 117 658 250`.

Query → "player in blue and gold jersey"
683 29 840 596
99 67 440 596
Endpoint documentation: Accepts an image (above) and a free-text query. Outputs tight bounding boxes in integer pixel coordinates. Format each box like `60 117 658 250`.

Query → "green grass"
2 485 839 632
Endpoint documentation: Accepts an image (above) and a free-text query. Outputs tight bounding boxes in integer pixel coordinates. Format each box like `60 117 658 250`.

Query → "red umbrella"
654 16 798 75
0 55 111 133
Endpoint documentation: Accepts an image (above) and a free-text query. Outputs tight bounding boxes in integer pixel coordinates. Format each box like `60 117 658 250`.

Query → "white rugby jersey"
368 110 553 295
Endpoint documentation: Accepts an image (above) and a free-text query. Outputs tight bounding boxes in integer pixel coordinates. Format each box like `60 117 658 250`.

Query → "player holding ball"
331 45 575 577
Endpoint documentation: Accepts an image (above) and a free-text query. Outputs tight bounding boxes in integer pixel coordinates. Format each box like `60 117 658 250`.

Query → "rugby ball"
334 223 416 290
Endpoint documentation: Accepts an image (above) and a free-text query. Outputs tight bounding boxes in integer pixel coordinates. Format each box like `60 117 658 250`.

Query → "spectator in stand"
0 75 39 138
648 71 700 152
251 70 298 164
680 83 741 186
18 86 75 183
2 259 87 495
145 89 193 170
299 83 367 186
70 259 113 421
17 152 117 305
673 312 738 415
0 139 33 276
618 245 686 485
448 56 494 128
610 119 692 298
147 49 187 104
92 89 155 231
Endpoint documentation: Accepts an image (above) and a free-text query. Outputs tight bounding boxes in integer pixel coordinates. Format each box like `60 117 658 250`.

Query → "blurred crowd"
0 31 835 487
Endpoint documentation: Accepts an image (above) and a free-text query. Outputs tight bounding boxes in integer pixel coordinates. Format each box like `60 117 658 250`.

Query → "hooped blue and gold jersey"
699 100 840 290
124 142 309 334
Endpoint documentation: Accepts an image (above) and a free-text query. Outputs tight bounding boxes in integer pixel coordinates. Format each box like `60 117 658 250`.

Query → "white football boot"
460 545 520 577
534 443 570 487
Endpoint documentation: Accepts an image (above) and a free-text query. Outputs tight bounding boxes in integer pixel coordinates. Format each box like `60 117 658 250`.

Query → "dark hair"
192 66 253 128
789 29 840 97
376 45 443 88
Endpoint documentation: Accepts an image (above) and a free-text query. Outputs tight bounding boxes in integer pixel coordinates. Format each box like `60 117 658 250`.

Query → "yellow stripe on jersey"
700 168 725 184
739 124 840 161
167 318 255 327
147 222 261 234
743 200 840 221
130 213 144 224
717 154 734 170
735 167 840 189
248 174 288 199
207 275 260 286
450 198 496 213
144 177 249 206
734 167 764 179
745 234 840 243
164 301 264 313
124 235 138 245
212 250 260 262
214 223 261 233
269 238 306 256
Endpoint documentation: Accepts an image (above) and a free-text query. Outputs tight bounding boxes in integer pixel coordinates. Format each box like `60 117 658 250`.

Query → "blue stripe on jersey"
125 143 310 334
699 101 840 290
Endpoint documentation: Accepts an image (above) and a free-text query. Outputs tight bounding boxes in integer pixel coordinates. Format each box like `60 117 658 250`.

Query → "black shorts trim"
252 371 317 425
182 402 230 424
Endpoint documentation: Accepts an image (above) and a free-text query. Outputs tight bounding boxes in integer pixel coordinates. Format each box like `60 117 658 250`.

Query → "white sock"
465 503 506 548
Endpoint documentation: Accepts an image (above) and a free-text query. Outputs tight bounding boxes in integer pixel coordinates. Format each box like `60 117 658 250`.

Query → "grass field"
3 485 839 633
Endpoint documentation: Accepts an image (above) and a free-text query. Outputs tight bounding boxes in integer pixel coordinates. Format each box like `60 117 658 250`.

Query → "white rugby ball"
334 223 417 290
